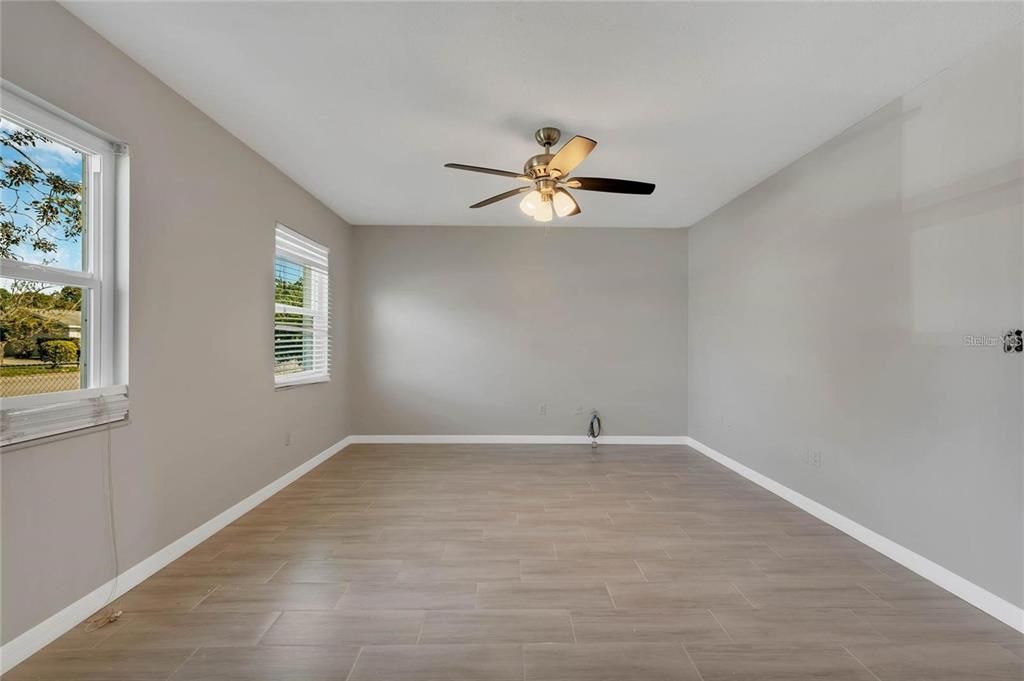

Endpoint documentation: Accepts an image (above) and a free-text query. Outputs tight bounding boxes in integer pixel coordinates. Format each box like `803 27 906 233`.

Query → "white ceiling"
65 1 1021 228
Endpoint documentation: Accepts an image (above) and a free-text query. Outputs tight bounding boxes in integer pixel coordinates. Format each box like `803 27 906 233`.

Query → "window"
0 87 128 446
274 224 329 387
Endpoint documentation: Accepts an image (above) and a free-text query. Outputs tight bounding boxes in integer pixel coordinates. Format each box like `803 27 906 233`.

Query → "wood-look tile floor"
6 444 1022 680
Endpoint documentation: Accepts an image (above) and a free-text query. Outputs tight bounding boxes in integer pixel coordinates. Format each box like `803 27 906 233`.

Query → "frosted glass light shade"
533 199 553 222
553 190 577 217
519 190 542 217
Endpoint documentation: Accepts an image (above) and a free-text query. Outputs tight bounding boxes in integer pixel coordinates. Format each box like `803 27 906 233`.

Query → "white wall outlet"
812 451 822 468
575 405 584 416
539 403 547 416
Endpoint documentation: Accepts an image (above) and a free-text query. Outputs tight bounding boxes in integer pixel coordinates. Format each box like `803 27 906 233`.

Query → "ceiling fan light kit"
445 127 655 223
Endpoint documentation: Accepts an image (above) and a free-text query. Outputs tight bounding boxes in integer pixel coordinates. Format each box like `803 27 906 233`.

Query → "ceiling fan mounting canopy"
535 126 561 148
444 126 655 222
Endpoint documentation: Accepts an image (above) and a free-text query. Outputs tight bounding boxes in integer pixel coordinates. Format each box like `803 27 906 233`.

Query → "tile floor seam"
187 585 220 612
852 584 894 609
680 641 707 681
728 581 757 609
162 646 201 681
706 609 735 643
343 646 363 681
841 644 884 681
847 608 892 640
415 613 426 644
261 611 285 643
633 559 650 583
263 560 289 583
604 583 617 608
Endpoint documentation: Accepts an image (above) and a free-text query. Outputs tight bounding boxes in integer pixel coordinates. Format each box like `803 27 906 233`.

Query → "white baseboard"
0 435 356 675
683 436 1024 634
9 432 1017 674
347 434 689 446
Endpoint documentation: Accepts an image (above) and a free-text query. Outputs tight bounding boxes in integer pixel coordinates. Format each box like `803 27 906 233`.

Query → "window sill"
274 373 330 390
0 385 129 447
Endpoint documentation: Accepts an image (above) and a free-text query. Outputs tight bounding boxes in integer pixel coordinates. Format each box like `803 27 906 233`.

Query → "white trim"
274 223 329 269
0 260 99 289
347 434 689 446
683 436 1024 634
0 86 116 155
0 434 356 675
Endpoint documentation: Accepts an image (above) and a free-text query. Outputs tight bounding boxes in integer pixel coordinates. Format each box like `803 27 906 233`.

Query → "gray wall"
350 225 688 437
1 2 353 643
688 32 1023 607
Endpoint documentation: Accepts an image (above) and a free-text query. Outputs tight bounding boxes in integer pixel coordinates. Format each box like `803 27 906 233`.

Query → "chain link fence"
0 364 82 397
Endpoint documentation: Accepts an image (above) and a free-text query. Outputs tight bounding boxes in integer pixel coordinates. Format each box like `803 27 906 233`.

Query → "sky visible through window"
0 119 85 271
1 118 87 397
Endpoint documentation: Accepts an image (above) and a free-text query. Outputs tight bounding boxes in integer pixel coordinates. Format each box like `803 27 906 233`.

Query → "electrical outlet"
575 405 584 416
539 403 547 416
802 449 811 465
812 451 822 468
284 430 291 447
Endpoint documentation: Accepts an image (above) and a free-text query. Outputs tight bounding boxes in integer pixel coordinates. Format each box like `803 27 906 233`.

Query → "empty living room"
0 1 1022 679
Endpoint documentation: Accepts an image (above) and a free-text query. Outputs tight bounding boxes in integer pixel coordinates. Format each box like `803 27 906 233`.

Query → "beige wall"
350 225 688 437
687 31 1023 607
1 2 353 643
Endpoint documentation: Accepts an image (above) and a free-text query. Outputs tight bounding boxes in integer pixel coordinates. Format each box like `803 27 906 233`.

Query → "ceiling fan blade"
565 177 655 195
469 186 531 208
555 188 581 216
445 163 528 180
547 136 596 177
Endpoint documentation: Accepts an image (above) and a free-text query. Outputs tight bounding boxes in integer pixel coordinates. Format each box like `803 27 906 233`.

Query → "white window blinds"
0 386 129 446
274 224 330 387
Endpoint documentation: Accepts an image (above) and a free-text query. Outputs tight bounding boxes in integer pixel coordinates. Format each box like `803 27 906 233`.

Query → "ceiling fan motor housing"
524 154 556 181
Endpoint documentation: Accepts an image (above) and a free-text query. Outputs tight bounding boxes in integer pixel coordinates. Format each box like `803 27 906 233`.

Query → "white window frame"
274 224 330 388
0 85 129 446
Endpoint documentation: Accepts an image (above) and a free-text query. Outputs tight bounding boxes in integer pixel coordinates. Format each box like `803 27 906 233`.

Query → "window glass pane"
274 327 315 376
274 256 306 308
0 278 85 396
0 118 86 271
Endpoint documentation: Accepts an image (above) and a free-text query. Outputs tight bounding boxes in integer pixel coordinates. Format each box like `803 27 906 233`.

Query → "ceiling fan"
444 127 655 222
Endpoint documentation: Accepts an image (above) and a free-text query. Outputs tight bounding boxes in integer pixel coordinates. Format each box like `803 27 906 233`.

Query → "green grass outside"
0 364 80 376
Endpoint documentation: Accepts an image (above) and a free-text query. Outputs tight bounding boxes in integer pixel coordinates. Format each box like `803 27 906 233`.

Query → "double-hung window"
274 224 329 387
0 87 128 446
